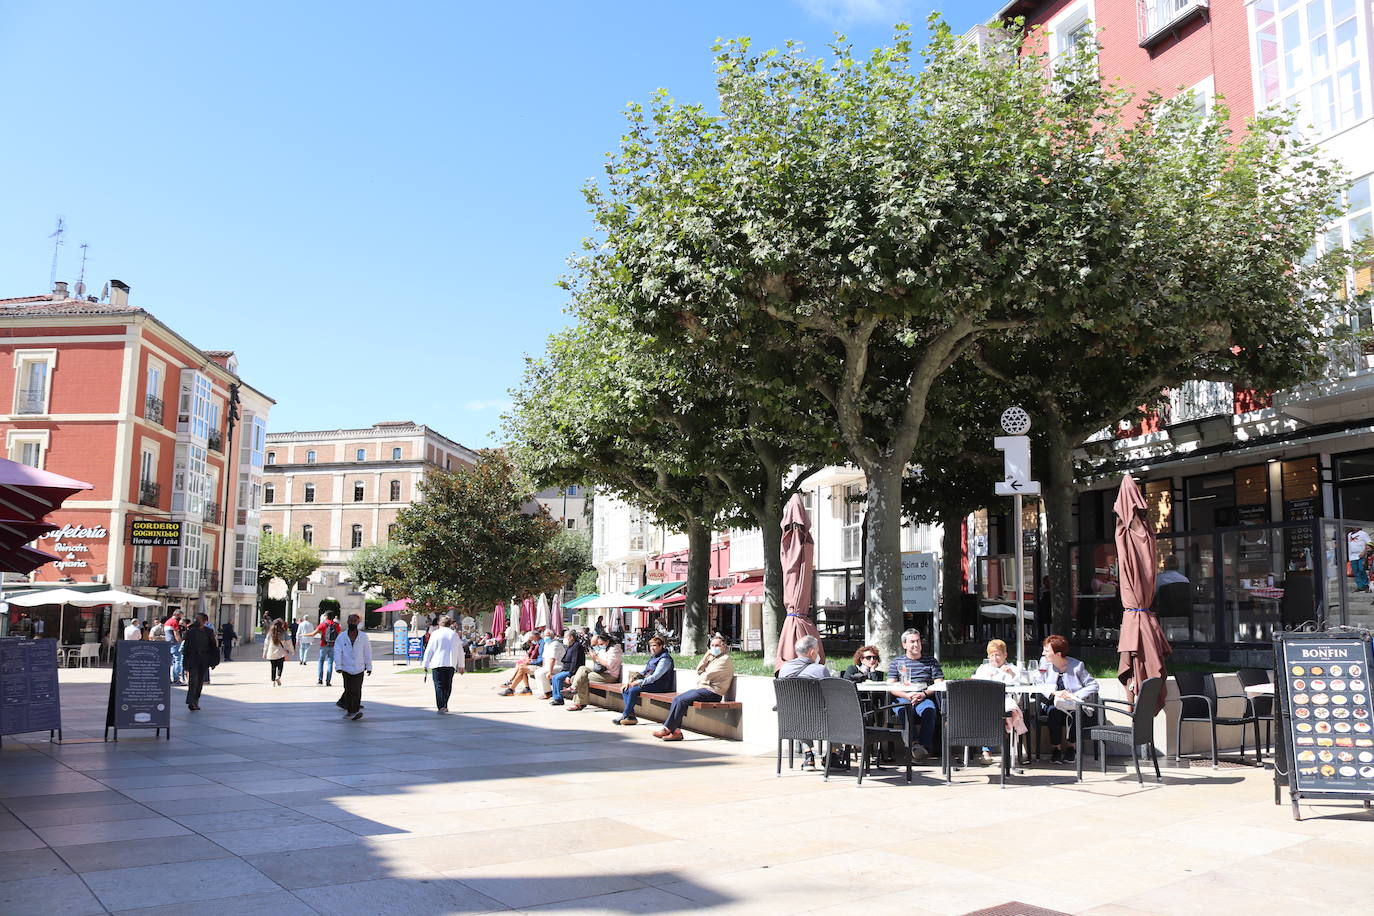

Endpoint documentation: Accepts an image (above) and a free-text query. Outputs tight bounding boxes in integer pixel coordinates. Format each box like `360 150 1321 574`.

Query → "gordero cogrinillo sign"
40 522 109 570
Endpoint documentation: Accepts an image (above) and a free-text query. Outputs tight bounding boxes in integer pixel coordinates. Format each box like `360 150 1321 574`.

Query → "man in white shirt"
333 613 373 720
1349 527 1371 592
123 618 143 640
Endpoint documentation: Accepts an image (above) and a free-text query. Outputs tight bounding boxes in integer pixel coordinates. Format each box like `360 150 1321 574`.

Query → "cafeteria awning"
633 581 686 600
713 578 766 604
562 594 599 609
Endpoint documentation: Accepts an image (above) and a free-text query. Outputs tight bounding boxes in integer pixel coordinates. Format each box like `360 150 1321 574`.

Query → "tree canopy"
345 542 405 600
257 532 322 619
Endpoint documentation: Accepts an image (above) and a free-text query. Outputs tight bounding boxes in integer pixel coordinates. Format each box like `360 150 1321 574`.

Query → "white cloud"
464 399 513 412
794 0 915 25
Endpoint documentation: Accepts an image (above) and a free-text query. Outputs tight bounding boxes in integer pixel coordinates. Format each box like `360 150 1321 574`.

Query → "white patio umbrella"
980 604 1037 619
535 593 551 629
82 590 161 607
7 587 93 645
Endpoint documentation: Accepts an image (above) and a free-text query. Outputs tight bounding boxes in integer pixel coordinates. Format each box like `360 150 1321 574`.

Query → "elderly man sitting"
887 628 945 762
777 635 834 770
566 633 622 711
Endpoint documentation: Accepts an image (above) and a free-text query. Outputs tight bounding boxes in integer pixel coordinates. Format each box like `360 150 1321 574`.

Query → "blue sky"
0 0 987 447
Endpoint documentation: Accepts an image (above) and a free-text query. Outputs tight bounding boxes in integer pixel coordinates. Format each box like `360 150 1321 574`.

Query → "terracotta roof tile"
0 297 143 317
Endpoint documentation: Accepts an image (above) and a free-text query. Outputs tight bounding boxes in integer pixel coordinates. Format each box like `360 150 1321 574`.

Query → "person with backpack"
181 612 220 710
313 611 341 687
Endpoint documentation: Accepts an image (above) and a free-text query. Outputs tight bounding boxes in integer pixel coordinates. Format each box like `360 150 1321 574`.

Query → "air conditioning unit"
90 574 106 584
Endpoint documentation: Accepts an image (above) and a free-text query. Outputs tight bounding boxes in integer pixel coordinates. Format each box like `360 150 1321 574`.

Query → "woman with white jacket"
421 615 465 713
262 619 295 686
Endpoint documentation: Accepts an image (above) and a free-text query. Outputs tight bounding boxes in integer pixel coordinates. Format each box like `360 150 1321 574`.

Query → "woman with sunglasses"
843 646 886 683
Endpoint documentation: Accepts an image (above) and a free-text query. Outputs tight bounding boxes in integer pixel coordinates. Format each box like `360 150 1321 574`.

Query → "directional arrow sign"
993 435 1041 496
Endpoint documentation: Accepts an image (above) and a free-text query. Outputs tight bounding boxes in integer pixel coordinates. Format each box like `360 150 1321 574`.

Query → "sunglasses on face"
862 655 879 660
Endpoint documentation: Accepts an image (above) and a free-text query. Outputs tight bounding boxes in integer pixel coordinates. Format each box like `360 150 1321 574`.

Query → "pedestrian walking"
166 610 186 685
262 618 294 685
333 613 372 720
181 613 220 711
312 611 341 686
421 614 464 713
295 616 313 665
218 620 238 661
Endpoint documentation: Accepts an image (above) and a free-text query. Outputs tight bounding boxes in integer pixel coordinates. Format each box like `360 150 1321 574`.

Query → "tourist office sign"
1274 631 1374 820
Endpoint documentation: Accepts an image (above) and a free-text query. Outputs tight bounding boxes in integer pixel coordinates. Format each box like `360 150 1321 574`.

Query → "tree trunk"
681 520 711 655
940 511 965 649
862 463 905 661
1042 427 1077 637
759 502 785 665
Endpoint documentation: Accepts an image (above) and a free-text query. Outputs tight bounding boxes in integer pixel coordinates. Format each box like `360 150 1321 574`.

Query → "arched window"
301 524 313 545
306 450 316 464
355 448 365 461
389 480 401 501
392 447 402 460
303 483 315 503
353 481 365 502
266 451 276 464
351 524 363 548
263 483 275 504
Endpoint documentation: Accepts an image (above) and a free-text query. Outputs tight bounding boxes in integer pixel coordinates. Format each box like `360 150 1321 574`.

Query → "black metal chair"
1077 677 1165 786
1172 671 1261 767
772 678 825 776
1235 667 1275 754
941 679 1011 788
817 678 911 786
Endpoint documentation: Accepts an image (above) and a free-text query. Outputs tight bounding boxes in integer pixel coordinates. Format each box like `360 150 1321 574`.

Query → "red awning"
713 578 765 604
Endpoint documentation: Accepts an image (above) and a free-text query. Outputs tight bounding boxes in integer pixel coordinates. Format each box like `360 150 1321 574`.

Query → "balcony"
1167 380 1234 424
144 394 164 425
138 481 161 508
203 501 221 525
165 567 204 590
131 561 160 588
15 387 45 415
208 431 223 453
1138 0 1208 48
206 572 220 591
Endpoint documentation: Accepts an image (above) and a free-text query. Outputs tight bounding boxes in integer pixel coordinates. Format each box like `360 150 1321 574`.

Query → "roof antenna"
75 242 90 298
47 216 65 287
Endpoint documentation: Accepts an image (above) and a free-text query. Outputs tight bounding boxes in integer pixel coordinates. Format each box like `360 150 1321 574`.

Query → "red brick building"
0 280 273 644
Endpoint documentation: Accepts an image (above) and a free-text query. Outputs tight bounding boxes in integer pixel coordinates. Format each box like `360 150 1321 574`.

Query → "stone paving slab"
0 634 1368 915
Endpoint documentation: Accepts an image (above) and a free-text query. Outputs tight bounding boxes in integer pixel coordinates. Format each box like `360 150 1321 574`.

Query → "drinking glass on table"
900 665 912 687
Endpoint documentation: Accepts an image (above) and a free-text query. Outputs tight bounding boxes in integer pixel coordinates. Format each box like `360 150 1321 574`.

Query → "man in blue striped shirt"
887 629 945 761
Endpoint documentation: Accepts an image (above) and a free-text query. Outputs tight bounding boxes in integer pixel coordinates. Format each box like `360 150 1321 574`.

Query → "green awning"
635 581 686 600
563 594 599 609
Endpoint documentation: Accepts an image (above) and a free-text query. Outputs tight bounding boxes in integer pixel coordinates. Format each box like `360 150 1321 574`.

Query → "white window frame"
306 450 317 464
264 482 275 504
391 447 402 460
1248 0 1370 139
353 481 365 502
12 349 56 416
355 448 366 461
302 524 313 545
266 450 276 464
304 482 316 503
144 358 164 418
840 484 864 564
351 524 363 548
6 429 49 468
1048 0 1097 76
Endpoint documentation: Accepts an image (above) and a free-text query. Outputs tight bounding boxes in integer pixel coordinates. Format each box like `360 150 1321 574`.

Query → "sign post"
392 620 409 666
901 551 939 655
105 640 171 742
993 407 1040 673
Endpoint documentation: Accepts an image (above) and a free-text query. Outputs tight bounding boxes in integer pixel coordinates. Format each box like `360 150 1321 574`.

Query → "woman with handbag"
262 619 295 686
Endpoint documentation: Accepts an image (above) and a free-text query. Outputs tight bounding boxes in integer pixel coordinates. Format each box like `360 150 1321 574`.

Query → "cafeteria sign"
129 519 183 547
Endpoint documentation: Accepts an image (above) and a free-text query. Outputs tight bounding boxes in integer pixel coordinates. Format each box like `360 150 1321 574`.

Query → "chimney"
109 279 130 308
51 281 69 300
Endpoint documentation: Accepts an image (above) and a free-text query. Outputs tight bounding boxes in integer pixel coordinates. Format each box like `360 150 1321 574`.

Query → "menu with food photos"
1280 634 1374 796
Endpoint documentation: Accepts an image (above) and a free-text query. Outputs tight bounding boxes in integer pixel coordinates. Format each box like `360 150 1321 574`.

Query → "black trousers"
1044 704 1076 746
431 666 455 710
186 664 209 707
339 671 365 714
269 658 285 681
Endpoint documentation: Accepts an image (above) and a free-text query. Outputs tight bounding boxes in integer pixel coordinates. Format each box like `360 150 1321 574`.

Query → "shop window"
1145 480 1173 533
1335 450 1374 519
1185 472 1236 530
1232 464 1271 524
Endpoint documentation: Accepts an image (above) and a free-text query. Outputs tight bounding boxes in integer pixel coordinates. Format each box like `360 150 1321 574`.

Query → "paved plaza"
0 634 1369 916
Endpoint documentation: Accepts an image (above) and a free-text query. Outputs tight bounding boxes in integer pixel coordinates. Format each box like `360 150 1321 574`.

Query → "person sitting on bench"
567 632 622 711
656 634 734 742
498 629 545 696
614 636 673 725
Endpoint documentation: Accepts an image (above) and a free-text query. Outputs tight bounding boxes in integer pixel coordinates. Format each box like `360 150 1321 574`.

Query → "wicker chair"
1077 677 1165 785
1172 671 1261 767
772 678 825 776
817 677 910 786
941 679 1011 788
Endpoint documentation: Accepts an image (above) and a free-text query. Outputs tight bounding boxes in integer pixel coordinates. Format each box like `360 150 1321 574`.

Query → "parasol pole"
1014 493 1024 673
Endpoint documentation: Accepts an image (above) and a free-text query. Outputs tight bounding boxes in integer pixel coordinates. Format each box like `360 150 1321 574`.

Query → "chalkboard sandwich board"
0 637 62 746
105 640 172 742
1274 630 1374 820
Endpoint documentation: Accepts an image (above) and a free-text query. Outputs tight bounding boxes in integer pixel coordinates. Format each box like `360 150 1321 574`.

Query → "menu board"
105 640 171 740
407 636 424 661
1279 634 1374 797
0 638 63 740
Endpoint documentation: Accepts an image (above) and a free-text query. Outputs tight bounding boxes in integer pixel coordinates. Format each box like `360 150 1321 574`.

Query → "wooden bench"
586 681 743 739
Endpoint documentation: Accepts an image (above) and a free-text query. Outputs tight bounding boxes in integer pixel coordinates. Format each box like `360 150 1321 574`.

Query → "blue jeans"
892 696 939 752
551 670 571 699
169 642 184 683
664 688 722 732
298 642 311 664
621 684 642 718
317 646 335 684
